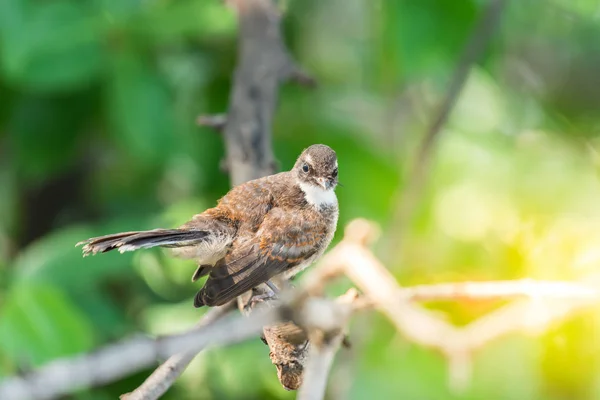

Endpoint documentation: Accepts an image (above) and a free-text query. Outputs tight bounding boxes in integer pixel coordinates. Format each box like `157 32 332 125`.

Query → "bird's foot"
243 283 279 311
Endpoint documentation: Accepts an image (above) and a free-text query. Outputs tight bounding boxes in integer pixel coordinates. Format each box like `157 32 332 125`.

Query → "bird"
77 144 339 308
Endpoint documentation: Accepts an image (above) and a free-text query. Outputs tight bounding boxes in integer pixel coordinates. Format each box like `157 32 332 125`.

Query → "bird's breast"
282 205 338 279
297 182 338 208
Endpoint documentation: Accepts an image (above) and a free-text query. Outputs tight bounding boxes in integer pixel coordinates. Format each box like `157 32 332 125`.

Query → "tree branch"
2 1 314 398
2 219 599 399
0 308 277 400
196 114 227 132
120 302 236 400
401 279 599 302
220 0 308 185
296 290 358 400
321 219 600 392
0 252 351 400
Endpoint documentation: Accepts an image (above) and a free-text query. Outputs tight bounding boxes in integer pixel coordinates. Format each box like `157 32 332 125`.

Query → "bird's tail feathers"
76 229 208 256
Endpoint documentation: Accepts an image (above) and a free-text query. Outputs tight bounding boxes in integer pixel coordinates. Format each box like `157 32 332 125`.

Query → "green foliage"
107 52 177 165
0 283 95 368
13 225 134 288
2 0 600 398
9 93 93 181
0 0 105 91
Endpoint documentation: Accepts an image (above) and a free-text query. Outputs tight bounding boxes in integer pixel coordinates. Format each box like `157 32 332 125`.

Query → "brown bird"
77 144 339 307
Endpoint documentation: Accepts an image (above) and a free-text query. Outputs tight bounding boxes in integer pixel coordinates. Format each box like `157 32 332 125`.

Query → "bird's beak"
318 177 337 190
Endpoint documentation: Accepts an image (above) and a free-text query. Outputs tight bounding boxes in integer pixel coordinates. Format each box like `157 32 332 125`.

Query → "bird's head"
293 144 338 191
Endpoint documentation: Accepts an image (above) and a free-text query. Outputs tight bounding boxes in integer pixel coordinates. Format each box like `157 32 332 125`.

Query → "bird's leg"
244 291 273 306
265 279 280 295
243 282 279 311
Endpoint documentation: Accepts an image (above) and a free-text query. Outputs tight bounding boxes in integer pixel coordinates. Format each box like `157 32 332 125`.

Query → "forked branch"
1 219 598 400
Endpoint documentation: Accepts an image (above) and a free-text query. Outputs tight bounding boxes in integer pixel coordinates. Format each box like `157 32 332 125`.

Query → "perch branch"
1 1 317 398
2 219 599 399
0 250 354 400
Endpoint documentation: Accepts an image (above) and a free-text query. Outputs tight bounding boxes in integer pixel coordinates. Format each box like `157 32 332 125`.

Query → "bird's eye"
302 164 310 173
332 168 338 178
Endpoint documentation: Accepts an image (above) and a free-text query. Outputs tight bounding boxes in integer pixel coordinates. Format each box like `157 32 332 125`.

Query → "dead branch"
121 302 236 400
0 308 277 400
296 290 359 400
0 260 352 400
401 279 599 302
1 218 599 399
1 0 313 397
322 219 600 392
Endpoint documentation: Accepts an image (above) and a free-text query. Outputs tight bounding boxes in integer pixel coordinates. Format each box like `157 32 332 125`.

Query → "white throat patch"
298 181 337 207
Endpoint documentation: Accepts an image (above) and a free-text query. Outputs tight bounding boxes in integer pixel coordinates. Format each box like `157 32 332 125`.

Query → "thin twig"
401 279 599 302
282 66 318 88
196 114 227 132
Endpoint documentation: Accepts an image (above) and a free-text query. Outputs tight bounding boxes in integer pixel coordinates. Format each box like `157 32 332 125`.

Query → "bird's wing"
210 175 279 228
194 208 327 307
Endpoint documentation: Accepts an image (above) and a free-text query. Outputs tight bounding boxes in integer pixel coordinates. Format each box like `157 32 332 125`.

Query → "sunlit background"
2 0 600 399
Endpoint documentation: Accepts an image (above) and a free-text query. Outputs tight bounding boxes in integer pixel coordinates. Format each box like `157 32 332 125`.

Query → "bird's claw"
243 285 278 311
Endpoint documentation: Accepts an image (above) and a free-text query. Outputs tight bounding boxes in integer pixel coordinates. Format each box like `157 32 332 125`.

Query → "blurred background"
2 0 600 399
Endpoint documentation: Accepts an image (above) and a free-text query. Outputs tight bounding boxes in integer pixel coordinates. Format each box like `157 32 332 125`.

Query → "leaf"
138 0 236 41
378 0 477 83
75 288 133 340
8 94 92 181
0 283 95 366
0 168 18 253
350 336 452 400
13 223 139 289
9 223 142 342
107 53 176 165
0 0 105 91
274 118 400 224
469 336 542 400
